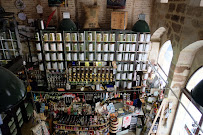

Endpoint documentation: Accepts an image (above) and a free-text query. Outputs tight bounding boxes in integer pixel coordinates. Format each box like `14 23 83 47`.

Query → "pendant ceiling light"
191 79 203 107
132 13 150 32
59 12 77 31
0 66 26 113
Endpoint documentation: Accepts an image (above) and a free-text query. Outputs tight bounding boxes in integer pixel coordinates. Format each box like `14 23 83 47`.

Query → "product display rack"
0 12 21 65
35 30 151 92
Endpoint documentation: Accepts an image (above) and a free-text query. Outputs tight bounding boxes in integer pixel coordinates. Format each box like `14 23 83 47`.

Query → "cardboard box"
111 11 128 30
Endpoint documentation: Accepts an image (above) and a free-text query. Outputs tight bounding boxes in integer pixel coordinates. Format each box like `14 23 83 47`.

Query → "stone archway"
167 40 203 134
169 40 203 97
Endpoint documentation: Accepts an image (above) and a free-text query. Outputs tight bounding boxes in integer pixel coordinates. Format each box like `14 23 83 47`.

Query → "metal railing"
148 60 203 133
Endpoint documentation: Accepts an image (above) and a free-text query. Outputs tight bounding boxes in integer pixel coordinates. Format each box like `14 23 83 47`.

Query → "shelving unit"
0 12 21 65
35 30 151 92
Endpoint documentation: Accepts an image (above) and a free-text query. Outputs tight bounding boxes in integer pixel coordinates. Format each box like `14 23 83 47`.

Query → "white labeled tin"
52 62 58 69
49 33 55 41
130 44 136 51
46 62 51 69
130 54 135 61
132 34 137 41
79 53 84 61
36 43 41 51
51 53 57 61
44 43 49 51
109 44 115 51
97 43 101 51
89 53 94 61
66 43 71 51
89 43 93 51
117 53 122 61
57 43 63 51
124 64 128 71
97 53 101 61
138 54 142 61
73 43 77 51
119 44 123 51
80 43 84 51
109 53 114 61
71 33 77 41
58 62 64 70
103 44 108 51
127 82 132 89
139 34 145 42
45 53 50 61
128 73 133 80
43 33 48 41
56 33 62 41
73 53 77 61
65 33 71 41
37 53 42 60
88 32 93 41
136 63 141 71
57 53 63 60
67 53 71 61
103 53 108 61
125 44 130 51
110 33 115 42
119 34 124 41
39 63 44 71
117 64 122 71
126 34 131 41
146 34 151 42
122 73 126 80
139 44 144 51
103 33 108 42
50 43 56 51
79 33 84 41
96 33 102 42
116 73 121 80
124 53 129 61
130 64 134 71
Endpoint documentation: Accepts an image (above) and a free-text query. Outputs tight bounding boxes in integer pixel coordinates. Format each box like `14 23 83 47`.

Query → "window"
171 67 203 135
186 67 203 92
157 40 173 86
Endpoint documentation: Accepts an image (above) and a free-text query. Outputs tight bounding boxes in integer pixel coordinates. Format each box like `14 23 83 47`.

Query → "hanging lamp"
59 12 77 31
0 66 26 113
191 79 203 107
132 13 150 32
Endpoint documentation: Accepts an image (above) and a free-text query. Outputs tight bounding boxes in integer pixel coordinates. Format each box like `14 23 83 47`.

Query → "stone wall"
150 0 203 134
0 0 153 30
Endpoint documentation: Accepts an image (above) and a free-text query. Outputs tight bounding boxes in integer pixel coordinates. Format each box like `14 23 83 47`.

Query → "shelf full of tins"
35 30 151 93
114 31 151 95
35 30 67 90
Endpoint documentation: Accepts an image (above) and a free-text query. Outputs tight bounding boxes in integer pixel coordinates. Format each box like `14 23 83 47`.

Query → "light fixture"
0 66 26 113
58 12 77 31
132 13 150 32
191 79 203 107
